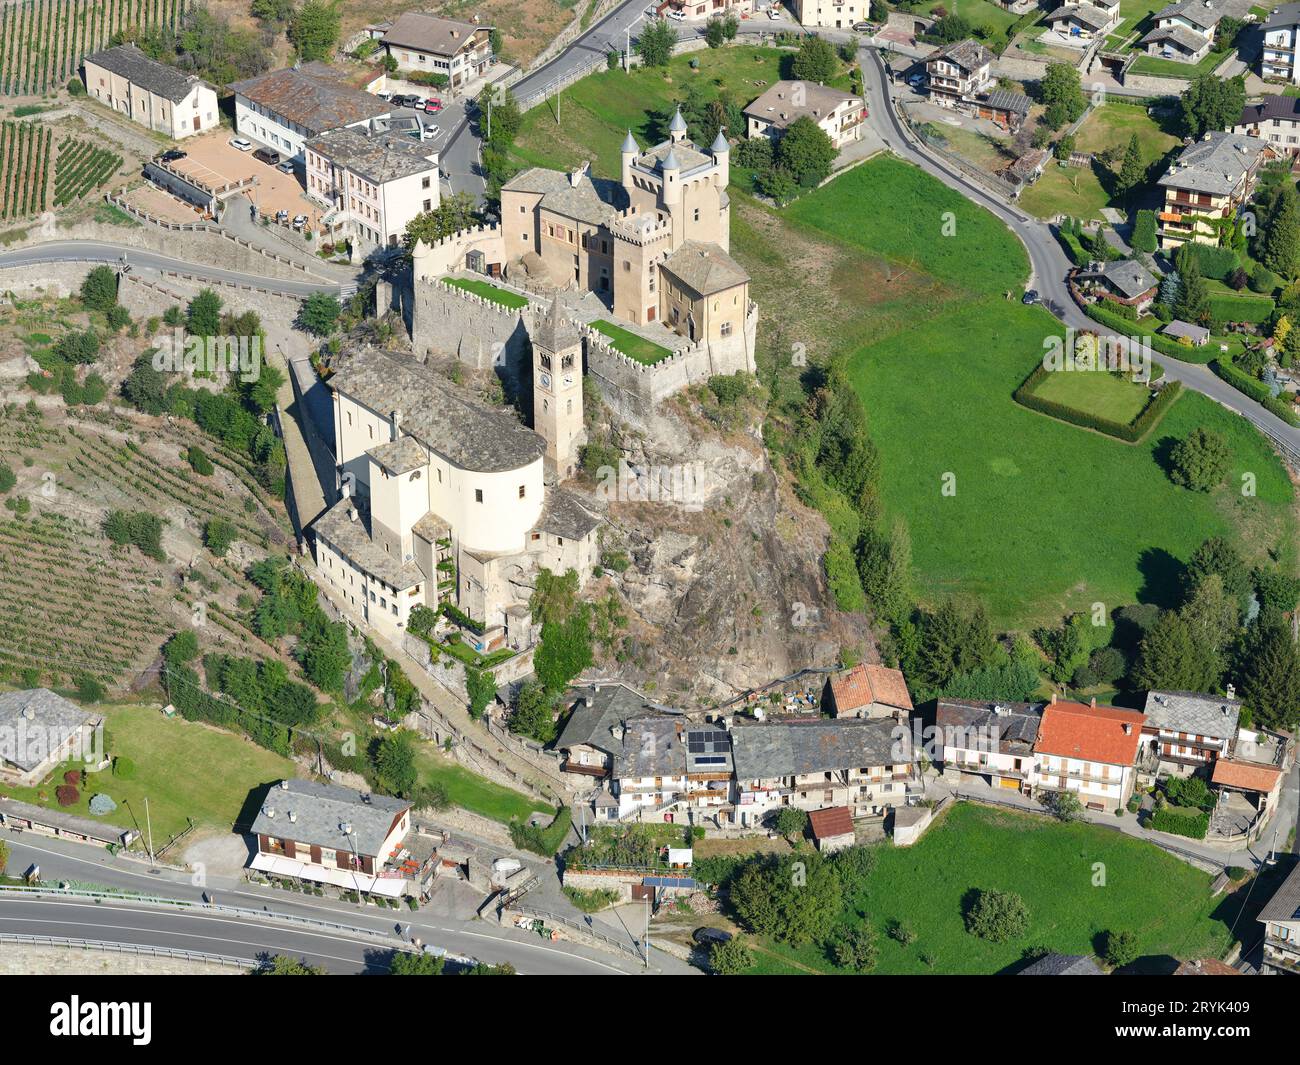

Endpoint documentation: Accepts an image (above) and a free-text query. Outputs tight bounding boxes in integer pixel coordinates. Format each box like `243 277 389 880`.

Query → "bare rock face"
576 397 864 705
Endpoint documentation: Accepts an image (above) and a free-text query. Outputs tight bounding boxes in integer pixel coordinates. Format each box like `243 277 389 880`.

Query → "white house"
1044 0 1121 41
83 44 219 139
743 80 867 149
787 0 867 29
380 13 494 88
925 39 995 110
305 127 439 251
1139 0 1221 65
936 698 1046 796
1235 94 1300 151
1261 2 1300 83
1033 698 1145 811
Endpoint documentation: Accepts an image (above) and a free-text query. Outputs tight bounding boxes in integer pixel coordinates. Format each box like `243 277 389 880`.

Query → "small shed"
1162 319 1210 347
808 806 855 853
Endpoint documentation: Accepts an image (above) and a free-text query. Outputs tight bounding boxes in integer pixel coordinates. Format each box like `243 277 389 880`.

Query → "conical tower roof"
534 290 581 352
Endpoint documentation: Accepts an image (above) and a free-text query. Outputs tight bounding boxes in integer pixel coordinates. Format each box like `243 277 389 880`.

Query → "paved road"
0 240 347 299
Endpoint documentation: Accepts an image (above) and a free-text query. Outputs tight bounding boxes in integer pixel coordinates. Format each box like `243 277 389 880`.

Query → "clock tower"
531 292 585 480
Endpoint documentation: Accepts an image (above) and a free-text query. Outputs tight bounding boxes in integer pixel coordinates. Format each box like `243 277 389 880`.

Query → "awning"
249 852 407 897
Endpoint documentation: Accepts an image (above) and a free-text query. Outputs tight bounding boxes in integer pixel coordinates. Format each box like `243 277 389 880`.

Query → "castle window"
541 353 552 371
623 261 631 271
475 489 483 503
721 321 733 337
519 485 526 499
519 204 526 213
693 207 700 222
561 354 574 369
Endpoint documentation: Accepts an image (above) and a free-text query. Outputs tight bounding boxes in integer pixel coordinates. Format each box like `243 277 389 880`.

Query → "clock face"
539 372 552 389
562 374 574 388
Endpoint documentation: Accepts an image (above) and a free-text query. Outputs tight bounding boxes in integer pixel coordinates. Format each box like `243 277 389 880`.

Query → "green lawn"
413 747 553 824
748 804 1237 974
589 319 674 364
1027 367 1155 424
444 277 530 309
1129 47 1232 78
0 701 297 848
916 0 1021 38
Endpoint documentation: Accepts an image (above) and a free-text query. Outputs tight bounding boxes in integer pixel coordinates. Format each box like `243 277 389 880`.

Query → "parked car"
409 97 426 110
159 148 186 162
252 147 281 166
767 7 782 19
376 90 392 101
853 21 875 32
292 214 308 230
229 137 253 152
423 98 442 113
275 209 289 223
907 73 926 87
1022 289 1040 305
668 9 685 20
276 159 296 174
424 124 442 140
693 927 733 946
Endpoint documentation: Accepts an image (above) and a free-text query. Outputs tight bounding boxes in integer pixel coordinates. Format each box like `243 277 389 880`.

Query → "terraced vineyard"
52 134 121 206
0 0 190 96
0 120 51 219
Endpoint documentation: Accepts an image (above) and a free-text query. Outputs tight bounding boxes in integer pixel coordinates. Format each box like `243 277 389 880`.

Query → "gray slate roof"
1048 4 1114 31
935 699 1045 755
1019 952 1105 975
1238 94 1300 126
616 716 686 778
313 496 426 591
932 39 995 73
556 683 659 753
661 240 750 295
1152 0 1222 30
231 63 392 135
307 127 438 185
0 796 135 845
1142 690 1241 740
249 779 411 857
366 435 428 476
535 487 600 541
502 166 629 227
1078 258 1158 299
981 90 1032 115
742 80 863 131
328 347 545 473
1141 23 1213 52
1162 319 1210 343
0 689 99 772
1258 860 1300 923
731 718 908 780
382 12 488 57
1158 131 1269 196
1265 1 1300 28
84 44 208 103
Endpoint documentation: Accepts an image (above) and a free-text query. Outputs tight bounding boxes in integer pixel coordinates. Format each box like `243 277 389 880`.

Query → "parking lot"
163 129 321 226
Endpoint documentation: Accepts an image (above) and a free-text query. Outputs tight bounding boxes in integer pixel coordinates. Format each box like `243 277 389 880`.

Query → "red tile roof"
808 806 854 840
829 663 913 714
1212 758 1283 794
1035 701 1145 765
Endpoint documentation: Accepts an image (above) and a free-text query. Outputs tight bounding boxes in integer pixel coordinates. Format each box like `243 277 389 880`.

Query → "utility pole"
643 894 651 969
144 796 154 864
626 27 631 72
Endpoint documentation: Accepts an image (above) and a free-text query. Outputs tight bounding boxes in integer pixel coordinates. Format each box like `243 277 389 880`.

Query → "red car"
423 98 443 114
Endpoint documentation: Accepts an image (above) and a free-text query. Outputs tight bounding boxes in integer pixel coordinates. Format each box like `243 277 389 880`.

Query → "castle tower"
668 106 687 144
531 292 585 480
710 127 730 189
621 128 639 192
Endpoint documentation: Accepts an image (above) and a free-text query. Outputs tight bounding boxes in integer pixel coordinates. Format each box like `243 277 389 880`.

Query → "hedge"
1210 357 1300 426
1054 225 1090 267
1148 806 1209 839
1180 242 1238 281
1014 363 1183 442
1083 303 1216 364
1208 293 1274 325
509 808 572 856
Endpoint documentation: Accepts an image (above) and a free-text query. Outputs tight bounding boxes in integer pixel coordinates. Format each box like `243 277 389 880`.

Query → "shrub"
508 808 571 856
1225 865 1247 880
74 674 105 703
1211 357 1300 425
1248 263 1278 294
1014 362 1182 442
966 889 1030 942
187 446 214 475
112 755 136 779
204 518 238 557
0 463 14 493
56 784 79 806
828 925 878 972
1103 928 1139 968
710 936 754 975
1148 806 1210 839
80 265 118 312
1168 427 1231 492
1180 242 1238 281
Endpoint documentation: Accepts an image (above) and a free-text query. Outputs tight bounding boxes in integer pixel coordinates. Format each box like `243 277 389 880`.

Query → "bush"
1103 929 1139 968
0 463 14 494
1211 357 1300 426
74 674 105 703
205 518 238 557
1248 263 1278 294
965 889 1030 942
187 446 214 476
1180 242 1238 281
67 78 86 96
1168 426 1231 491
112 755 136 779
508 808 571 856
56 784 79 806
1148 806 1210 839
710 936 754 975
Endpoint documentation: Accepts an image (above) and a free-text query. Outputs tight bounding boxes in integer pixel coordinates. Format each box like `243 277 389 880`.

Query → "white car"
668 9 685 19
229 137 253 152
767 8 782 19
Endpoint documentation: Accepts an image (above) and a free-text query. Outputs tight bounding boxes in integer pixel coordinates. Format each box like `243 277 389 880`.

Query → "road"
0 240 347 299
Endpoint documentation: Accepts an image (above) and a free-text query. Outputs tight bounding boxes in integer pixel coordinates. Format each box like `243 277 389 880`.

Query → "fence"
0 933 246 969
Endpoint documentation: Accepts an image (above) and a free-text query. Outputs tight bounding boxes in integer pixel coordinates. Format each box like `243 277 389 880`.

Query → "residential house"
380 13 494 88
808 806 856 852
1139 689 1241 775
1140 0 1222 64
555 682 665 779
1156 131 1270 249
83 44 219 139
612 716 691 820
729 717 916 827
1074 258 1159 313
1162 319 1211 346
1044 0 1122 41
788 0 865 28
231 62 393 163
0 689 102 788
1235 94 1300 152
247 779 435 897
1258 859 1300 974
667 0 754 18
1033 697 1145 811
1174 958 1242 975
823 662 913 719
305 126 440 251
925 39 994 111
314 335 599 643
1261 2 1300 83
936 698 1046 796
743 80 868 149
1019 953 1105 975
1212 754 1285 822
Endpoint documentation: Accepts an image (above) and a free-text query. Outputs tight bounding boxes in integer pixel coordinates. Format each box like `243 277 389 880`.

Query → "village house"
1074 258 1159 313
972 90 1033 132
1257 859 1300 974
1261 2 1300 83
936 698 1046 796
1140 0 1221 64
379 12 495 88
925 39 994 111
0 796 138 849
0 689 102 788
1033 697 1145 811
823 663 913 719
1044 0 1122 42
313 327 599 645
729 717 916 827
1139 689 1241 776
1162 319 1211 346
247 779 436 898
786 0 865 28
83 44 219 139
1210 723 1288 826
742 80 868 149
305 126 440 252
808 806 856 852
1018 953 1105 975
1156 131 1270 249
1235 94 1300 151
231 62 392 164
611 716 692 820
555 683 664 780
661 0 754 18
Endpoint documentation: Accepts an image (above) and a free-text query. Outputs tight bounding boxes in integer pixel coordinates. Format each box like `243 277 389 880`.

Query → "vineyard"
0 120 51 220
0 0 190 96
52 134 121 206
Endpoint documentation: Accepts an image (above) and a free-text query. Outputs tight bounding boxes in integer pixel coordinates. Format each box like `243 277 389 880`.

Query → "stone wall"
411 224 505 281
404 276 533 370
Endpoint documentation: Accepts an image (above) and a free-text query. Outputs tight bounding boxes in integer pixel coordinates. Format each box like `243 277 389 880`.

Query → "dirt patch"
181 829 253 878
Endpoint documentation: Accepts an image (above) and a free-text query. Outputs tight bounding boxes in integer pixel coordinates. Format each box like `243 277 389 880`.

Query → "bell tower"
531 292 585 480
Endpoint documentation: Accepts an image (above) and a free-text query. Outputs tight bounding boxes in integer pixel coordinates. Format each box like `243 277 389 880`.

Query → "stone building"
83 44 219 139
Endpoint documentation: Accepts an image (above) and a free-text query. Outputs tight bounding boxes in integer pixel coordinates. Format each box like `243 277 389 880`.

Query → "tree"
55 329 100 364
1115 133 1144 199
0 463 14 493
80 265 119 313
297 292 341 336
1131 210 1158 255
709 936 753 975
1103 929 1139 968
755 165 799 206
929 13 974 44
1173 243 1210 324
1042 790 1083 822
1132 611 1222 693
773 806 808 840
857 518 911 624
1184 536 1252 618
1261 183 1300 280
729 852 844 946
187 288 223 338
74 674 105 703
965 889 1030 942
465 666 496 720
777 115 837 188
374 731 419 797
390 950 445 975
288 0 340 62
829 925 878 972
510 679 558 743
1169 427 1230 492
1039 63 1085 128
704 16 728 48
1180 74 1246 140
205 518 238 557
1237 610 1300 730
637 19 676 67
253 954 326 975
250 0 295 26
403 191 478 248
298 614 351 692
791 37 838 82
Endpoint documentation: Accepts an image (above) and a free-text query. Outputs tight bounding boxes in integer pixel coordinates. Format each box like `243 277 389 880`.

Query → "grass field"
1020 104 1181 221
747 804 1236 974
1027 368 1155 424
589 319 674 364
414 747 553 824
444 276 530 309
745 155 1297 629
915 0 1022 39
0 701 297 848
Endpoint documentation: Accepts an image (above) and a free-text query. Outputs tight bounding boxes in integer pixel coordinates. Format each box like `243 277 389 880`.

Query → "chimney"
1123 723 1132 735
288 810 297 823
340 479 351 501
279 780 289 790
1090 696 1096 709
264 806 275 819
348 505 357 522
1050 692 1057 704
1226 683 1236 700
392 409 402 439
